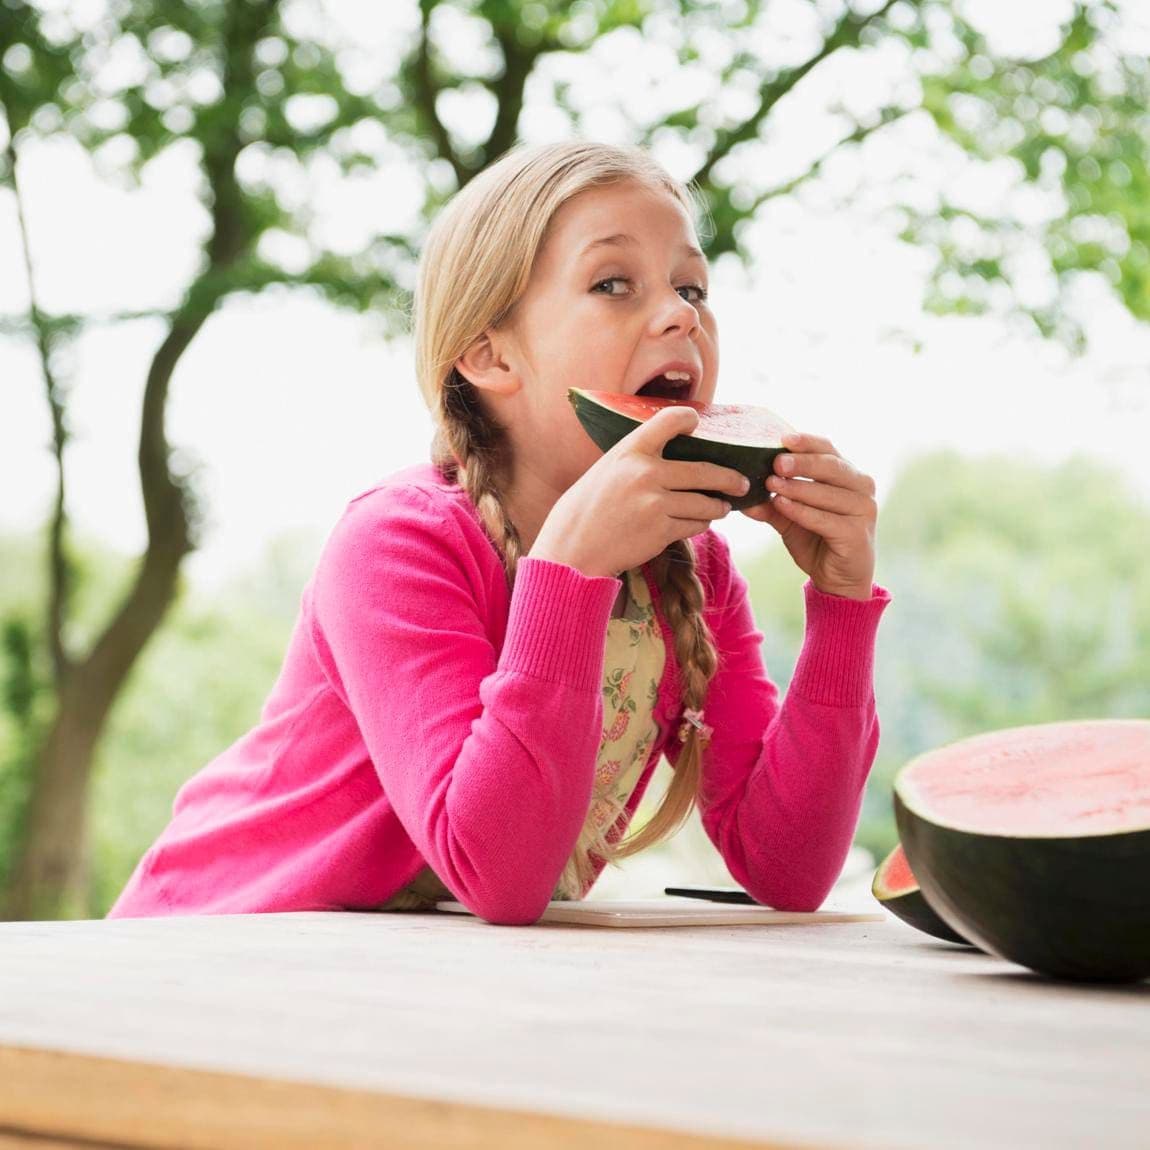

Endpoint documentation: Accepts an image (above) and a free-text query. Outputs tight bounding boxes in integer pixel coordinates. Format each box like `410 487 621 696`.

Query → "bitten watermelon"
568 388 795 510
871 843 975 946
894 719 1150 983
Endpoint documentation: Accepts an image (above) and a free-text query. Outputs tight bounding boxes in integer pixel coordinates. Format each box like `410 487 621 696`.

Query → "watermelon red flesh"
897 720 1150 837
871 843 975 947
873 841 917 895
894 719 1150 983
577 389 796 448
568 387 796 511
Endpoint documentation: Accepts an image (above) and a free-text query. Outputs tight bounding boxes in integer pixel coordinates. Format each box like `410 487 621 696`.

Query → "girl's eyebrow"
579 233 706 262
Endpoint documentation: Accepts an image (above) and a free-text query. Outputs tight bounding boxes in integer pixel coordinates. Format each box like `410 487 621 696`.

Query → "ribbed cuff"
788 580 891 707
499 557 620 689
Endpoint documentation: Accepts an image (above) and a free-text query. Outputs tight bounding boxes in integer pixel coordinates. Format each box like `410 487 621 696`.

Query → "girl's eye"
592 278 709 302
591 277 631 296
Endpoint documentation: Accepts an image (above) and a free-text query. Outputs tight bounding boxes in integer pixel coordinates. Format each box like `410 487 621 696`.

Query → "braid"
433 370 523 585
610 538 718 859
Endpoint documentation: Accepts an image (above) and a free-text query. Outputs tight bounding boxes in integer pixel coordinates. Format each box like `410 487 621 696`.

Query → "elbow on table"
764 891 826 914
475 899 550 927
743 873 834 915
459 886 553 927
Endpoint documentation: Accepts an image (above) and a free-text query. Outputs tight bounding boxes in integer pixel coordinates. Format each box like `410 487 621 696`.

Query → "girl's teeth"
664 371 691 381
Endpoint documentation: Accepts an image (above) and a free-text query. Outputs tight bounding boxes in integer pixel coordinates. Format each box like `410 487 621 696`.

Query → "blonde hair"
412 141 719 899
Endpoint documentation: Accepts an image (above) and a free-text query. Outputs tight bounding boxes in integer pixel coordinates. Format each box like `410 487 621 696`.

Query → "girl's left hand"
740 433 877 600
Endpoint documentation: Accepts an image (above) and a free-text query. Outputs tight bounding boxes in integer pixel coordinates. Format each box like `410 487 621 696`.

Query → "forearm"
703 698 880 910
699 578 891 910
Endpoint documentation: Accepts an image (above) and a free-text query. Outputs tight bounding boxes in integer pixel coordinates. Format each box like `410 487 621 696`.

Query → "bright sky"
2 0 1148 594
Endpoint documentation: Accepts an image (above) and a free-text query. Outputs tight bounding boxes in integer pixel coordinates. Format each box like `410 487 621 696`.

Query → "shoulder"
337 462 487 542
314 462 500 585
343 462 473 522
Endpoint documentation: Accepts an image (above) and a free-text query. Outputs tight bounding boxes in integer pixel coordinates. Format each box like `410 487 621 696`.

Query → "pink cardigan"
108 463 891 924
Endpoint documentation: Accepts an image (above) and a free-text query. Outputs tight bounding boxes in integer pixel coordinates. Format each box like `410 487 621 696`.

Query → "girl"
108 141 890 924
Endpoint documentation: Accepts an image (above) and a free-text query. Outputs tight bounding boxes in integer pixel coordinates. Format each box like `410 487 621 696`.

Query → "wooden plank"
0 1045 783 1150
0 912 1147 1149
0 1134 104 1150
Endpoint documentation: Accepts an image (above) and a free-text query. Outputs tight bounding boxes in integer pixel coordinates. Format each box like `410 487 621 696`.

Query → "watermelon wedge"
894 719 1150 982
871 843 975 946
568 388 796 510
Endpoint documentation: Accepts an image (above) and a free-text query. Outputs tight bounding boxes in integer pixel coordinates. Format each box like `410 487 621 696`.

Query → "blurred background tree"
1 0 1147 916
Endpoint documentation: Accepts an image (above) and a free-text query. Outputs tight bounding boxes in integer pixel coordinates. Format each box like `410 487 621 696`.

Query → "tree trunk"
7 681 100 920
4 316 202 921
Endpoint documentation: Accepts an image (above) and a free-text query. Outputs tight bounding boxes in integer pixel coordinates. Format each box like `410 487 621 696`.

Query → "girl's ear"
455 332 521 397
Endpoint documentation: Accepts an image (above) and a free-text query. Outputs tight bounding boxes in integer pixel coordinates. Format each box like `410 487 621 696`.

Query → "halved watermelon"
894 719 1150 983
568 388 795 510
872 843 975 946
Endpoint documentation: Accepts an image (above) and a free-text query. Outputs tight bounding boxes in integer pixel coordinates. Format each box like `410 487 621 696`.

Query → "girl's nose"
651 286 700 337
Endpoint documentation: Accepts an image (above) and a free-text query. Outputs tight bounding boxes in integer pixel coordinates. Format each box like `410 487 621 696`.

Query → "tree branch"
745 105 911 211
481 27 540 172
0 307 170 336
693 0 905 188
4 134 73 689
412 0 467 185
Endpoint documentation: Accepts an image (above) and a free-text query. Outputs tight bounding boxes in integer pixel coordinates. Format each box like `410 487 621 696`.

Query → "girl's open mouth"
637 371 695 401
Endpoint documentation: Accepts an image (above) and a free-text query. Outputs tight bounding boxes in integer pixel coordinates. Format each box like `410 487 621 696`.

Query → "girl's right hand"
528 406 750 578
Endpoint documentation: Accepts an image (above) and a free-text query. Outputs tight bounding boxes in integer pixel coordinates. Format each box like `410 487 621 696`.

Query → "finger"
765 475 876 516
738 496 794 534
665 490 732 523
659 459 750 500
775 450 874 494
670 516 717 544
770 491 854 537
624 405 700 456
781 432 838 455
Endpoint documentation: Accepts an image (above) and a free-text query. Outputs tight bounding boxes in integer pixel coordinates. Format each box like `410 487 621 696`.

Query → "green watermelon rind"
568 387 790 511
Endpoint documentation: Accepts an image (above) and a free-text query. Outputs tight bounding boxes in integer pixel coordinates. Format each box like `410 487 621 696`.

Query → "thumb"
625 404 700 456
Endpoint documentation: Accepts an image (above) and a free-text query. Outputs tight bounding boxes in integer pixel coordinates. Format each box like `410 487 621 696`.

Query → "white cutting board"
434 898 884 928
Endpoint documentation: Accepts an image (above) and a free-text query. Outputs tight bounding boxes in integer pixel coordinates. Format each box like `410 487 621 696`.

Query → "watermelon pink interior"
897 720 1150 837
582 389 795 448
880 844 917 893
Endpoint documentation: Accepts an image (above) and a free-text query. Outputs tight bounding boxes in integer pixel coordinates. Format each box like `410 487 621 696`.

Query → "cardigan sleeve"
689 530 891 911
309 485 619 925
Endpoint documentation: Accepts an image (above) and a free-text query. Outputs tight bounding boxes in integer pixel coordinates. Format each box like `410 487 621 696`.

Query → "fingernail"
778 455 794 474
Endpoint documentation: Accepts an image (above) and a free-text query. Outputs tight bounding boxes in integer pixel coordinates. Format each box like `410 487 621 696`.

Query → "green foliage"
901 2 1150 348
0 613 40 885
3 0 1147 347
0 533 51 887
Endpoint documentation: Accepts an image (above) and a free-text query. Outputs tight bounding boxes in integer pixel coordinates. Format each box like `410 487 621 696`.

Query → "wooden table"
0 910 1147 1149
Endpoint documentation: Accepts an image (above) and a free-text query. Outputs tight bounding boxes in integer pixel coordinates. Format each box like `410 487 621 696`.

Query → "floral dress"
379 566 665 910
